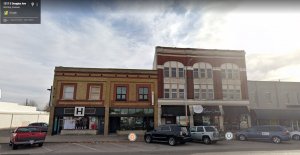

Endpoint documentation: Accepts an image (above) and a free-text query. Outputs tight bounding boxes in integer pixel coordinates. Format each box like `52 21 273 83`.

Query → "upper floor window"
164 84 185 99
221 63 240 80
116 86 127 101
193 62 213 79
62 85 75 100
222 84 241 100
194 84 214 100
138 87 149 101
163 61 185 78
88 85 101 100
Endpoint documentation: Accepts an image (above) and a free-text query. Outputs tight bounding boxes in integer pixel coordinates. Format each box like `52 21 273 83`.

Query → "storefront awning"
223 106 249 117
251 109 300 120
161 105 190 117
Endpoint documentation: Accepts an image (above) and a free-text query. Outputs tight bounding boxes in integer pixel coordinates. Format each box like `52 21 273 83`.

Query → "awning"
223 106 249 117
251 109 300 120
161 105 190 117
193 106 221 116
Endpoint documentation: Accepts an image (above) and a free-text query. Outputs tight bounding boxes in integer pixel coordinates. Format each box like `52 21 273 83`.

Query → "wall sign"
74 107 85 116
193 105 203 114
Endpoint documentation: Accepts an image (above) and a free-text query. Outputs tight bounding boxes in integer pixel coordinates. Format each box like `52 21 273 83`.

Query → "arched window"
221 63 241 100
221 63 240 80
163 61 185 99
193 62 213 79
163 61 185 78
193 62 214 100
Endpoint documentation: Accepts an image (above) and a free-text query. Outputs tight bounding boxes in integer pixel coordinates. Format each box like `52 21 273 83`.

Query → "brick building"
48 67 158 135
153 46 250 131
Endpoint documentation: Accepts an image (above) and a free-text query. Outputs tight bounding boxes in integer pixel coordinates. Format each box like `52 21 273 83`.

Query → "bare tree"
43 104 50 112
24 99 38 107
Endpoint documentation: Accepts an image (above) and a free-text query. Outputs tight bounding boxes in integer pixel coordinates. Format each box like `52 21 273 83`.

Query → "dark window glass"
116 86 127 101
193 69 199 78
197 127 204 132
161 126 170 131
205 127 216 132
207 69 212 78
171 68 176 77
178 68 184 78
120 109 128 115
138 87 149 101
164 89 170 98
164 67 169 77
200 69 206 78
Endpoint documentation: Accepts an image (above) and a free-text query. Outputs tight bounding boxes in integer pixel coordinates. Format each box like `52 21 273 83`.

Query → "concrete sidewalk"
0 134 144 144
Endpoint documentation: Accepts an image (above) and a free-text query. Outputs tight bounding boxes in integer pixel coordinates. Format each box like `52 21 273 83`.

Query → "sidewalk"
0 134 144 144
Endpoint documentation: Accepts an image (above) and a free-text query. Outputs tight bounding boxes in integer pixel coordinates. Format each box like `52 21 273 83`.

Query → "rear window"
17 127 40 133
205 126 217 132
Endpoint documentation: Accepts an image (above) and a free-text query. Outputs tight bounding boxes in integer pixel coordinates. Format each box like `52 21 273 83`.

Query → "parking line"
72 143 98 151
42 146 53 152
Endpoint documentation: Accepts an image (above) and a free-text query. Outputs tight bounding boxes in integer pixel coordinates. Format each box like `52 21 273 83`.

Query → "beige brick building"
48 67 158 135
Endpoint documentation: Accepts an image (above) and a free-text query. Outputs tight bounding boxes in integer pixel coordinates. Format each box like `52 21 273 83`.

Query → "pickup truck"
9 126 47 150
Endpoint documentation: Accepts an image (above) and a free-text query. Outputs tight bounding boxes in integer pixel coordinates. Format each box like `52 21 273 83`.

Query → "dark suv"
236 125 290 144
144 124 192 146
28 122 48 132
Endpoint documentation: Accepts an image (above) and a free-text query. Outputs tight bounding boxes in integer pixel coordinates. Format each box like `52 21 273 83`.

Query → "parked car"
290 131 300 140
9 126 47 150
144 124 192 146
190 126 220 144
236 125 290 144
28 122 48 132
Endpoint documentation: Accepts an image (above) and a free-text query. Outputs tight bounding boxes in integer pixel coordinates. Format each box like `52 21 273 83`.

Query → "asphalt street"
1 140 300 155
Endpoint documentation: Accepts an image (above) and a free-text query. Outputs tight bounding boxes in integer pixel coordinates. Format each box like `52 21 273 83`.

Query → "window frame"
115 84 129 101
137 84 151 102
87 84 102 100
61 83 77 100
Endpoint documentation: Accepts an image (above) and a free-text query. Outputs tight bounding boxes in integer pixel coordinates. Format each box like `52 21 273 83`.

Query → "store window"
88 85 101 100
116 86 127 101
138 87 149 101
63 116 98 130
62 85 75 100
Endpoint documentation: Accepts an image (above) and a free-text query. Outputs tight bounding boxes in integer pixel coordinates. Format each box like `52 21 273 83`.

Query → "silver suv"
190 126 220 144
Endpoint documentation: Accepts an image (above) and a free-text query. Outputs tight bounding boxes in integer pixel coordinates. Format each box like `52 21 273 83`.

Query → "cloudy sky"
1 0 300 109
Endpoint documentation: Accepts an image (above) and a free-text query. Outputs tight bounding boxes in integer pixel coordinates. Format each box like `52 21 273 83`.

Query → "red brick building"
153 46 250 131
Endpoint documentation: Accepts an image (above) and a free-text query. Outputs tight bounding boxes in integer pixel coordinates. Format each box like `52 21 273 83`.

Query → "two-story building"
248 81 300 131
48 67 158 135
153 46 250 131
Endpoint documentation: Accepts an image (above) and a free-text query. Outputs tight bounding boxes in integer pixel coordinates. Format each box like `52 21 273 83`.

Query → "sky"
1 0 300 109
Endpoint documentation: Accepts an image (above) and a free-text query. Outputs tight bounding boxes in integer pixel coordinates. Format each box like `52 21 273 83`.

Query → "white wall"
0 113 49 129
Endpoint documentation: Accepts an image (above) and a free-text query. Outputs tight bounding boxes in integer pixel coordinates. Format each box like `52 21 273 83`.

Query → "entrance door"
109 117 120 133
98 117 104 134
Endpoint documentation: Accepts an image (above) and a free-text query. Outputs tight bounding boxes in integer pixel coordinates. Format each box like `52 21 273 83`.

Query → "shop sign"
193 105 203 114
74 107 85 116
128 133 137 142
225 132 233 140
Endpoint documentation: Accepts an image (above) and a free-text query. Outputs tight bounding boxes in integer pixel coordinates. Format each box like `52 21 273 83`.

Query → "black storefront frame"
52 107 105 135
109 108 154 133
193 105 221 127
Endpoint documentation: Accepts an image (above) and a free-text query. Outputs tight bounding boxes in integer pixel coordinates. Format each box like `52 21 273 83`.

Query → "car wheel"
239 135 247 141
168 137 176 146
145 135 152 143
203 137 211 145
292 134 300 141
38 143 43 147
12 143 18 150
272 136 281 144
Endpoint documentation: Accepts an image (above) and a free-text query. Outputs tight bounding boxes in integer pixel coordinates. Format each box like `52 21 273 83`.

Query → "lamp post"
47 86 52 108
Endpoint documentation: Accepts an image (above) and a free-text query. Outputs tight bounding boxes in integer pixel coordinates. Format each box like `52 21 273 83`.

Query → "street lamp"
47 86 52 107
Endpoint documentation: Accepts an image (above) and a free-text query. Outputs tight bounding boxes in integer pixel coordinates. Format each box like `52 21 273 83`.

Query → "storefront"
193 106 221 129
251 109 300 131
161 105 190 126
52 107 105 135
223 106 249 131
109 108 154 133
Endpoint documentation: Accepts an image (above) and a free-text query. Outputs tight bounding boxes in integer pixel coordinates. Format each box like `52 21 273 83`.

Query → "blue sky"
1 0 300 109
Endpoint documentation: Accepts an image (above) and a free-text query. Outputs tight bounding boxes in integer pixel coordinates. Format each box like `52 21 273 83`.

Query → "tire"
203 137 211 145
12 143 18 150
272 136 281 144
38 143 43 147
292 134 300 141
168 137 176 146
145 135 152 143
239 135 247 141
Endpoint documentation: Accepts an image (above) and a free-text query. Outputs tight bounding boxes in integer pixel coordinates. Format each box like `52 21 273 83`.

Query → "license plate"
29 140 34 144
